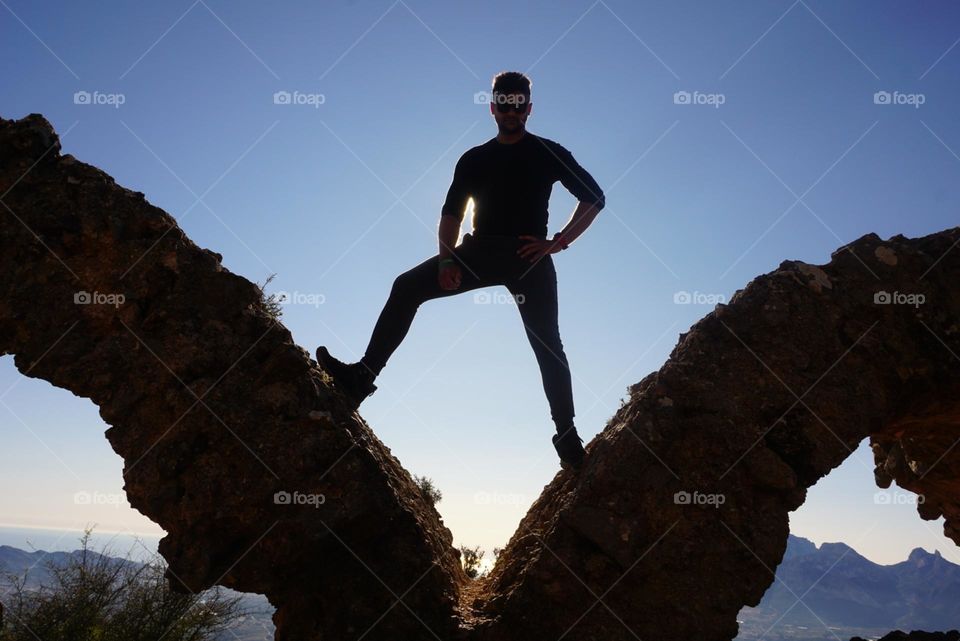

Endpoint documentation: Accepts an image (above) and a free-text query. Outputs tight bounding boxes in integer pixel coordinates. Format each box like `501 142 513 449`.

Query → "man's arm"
438 214 460 259
554 200 603 247
439 153 471 259
551 142 605 248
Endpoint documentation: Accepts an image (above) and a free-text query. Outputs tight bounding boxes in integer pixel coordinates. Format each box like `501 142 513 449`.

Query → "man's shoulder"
459 140 494 163
458 133 568 159
531 134 571 154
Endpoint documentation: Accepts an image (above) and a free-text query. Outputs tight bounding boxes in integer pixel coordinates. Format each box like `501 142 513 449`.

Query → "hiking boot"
552 423 585 470
315 346 377 411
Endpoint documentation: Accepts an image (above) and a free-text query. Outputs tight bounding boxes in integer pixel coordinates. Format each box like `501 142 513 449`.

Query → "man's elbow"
584 194 605 212
439 211 463 229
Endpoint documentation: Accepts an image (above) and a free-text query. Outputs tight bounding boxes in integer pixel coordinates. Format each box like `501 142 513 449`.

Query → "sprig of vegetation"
0 527 245 641
413 474 443 507
459 545 484 579
256 273 286 321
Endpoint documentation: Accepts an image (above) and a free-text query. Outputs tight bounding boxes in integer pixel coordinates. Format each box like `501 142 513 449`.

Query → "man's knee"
517 302 560 340
390 271 423 304
391 264 443 305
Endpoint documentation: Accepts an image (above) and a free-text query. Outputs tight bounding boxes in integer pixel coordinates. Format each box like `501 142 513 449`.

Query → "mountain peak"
783 534 818 560
908 547 943 564
817 540 860 561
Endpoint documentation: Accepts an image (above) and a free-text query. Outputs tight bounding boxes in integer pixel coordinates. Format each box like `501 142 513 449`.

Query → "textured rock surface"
0 114 467 641
470 229 960 640
2 113 959 641
470 228 960 640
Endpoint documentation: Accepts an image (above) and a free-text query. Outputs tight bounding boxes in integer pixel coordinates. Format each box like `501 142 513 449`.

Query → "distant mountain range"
4 537 958 640
739 534 960 634
0 545 129 588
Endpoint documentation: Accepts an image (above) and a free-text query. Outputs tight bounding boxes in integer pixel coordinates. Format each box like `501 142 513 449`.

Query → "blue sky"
1 0 958 568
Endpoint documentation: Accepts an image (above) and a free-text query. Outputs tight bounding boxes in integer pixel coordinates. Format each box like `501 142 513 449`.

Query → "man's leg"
506 255 576 429
361 240 492 376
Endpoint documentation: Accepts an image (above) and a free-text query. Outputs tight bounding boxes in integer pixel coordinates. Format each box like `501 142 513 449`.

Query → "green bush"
256 273 285 321
413 474 442 507
459 545 484 579
0 528 244 641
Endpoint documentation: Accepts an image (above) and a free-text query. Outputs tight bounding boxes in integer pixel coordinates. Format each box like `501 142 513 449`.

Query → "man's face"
490 91 531 135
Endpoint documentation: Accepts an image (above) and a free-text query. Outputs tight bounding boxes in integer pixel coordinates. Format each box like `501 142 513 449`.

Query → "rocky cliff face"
469 225 960 641
2 113 958 641
0 114 467 641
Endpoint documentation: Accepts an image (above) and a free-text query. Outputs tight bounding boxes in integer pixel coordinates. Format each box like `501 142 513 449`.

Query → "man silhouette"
316 71 605 469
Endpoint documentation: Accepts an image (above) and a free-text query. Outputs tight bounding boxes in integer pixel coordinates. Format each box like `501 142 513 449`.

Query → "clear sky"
1 0 958 568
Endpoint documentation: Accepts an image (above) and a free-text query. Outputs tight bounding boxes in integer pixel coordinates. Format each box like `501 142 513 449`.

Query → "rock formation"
0 114 466 641
1 113 958 641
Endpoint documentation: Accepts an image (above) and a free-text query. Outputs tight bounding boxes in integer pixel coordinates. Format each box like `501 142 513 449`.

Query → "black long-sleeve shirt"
440 131 605 238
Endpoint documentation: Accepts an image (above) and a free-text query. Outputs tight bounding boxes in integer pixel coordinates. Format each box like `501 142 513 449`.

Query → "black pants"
361 232 575 428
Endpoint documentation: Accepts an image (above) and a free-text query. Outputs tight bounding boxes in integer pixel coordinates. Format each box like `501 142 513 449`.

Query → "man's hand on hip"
517 235 563 263
438 263 462 290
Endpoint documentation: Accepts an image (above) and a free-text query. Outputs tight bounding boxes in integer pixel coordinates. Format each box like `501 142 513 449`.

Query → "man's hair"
491 71 531 100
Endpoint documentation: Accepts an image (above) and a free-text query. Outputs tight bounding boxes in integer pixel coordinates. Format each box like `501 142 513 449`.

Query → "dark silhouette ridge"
2 113 959 640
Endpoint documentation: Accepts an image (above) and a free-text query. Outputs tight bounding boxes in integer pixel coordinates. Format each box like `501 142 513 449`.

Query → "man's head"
490 71 531 136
